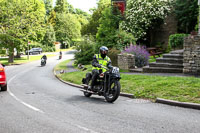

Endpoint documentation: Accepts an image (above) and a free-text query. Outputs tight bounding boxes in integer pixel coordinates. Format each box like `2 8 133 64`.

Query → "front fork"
104 74 111 94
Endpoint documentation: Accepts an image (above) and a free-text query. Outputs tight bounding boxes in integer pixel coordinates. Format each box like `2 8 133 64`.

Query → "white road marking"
8 69 44 114
76 125 99 133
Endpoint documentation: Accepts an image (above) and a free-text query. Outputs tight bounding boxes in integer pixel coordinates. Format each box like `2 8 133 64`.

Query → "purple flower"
121 44 150 67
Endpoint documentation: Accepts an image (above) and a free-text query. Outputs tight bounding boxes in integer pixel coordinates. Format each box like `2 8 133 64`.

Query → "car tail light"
0 67 4 72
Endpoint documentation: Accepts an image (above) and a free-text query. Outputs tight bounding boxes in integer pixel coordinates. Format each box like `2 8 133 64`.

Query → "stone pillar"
118 54 135 70
183 35 200 75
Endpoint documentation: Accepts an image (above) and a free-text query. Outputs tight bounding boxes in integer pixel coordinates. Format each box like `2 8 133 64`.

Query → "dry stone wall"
118 54 135 70
183 35 200 75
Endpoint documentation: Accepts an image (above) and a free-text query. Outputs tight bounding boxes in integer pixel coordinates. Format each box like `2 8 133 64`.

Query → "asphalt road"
1 51 200 133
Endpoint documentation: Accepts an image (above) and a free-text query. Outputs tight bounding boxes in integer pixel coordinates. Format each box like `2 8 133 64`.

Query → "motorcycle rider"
41 54 47 65
59 51 62 59
90 46 113 91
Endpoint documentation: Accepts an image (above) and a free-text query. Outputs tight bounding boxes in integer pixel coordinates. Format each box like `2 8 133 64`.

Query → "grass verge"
56 63 200 104
54 59 71 71
0 53 56 65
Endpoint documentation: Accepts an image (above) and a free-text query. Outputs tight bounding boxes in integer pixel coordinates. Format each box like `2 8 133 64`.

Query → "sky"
53 0 98 13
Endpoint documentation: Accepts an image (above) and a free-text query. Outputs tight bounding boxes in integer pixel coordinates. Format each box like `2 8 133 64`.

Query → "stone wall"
118 54 135 70
183 35 200 75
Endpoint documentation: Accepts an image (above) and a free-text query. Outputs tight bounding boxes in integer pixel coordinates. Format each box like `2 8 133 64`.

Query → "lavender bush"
122 44 150 68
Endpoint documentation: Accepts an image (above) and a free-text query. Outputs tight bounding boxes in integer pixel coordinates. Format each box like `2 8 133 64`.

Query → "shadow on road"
64 50 76 55
66 95 113 105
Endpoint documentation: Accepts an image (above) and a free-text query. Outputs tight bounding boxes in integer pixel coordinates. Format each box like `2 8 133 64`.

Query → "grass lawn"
0 53 56 65
56 60 200 104
54 59 71 71
0 48 74 65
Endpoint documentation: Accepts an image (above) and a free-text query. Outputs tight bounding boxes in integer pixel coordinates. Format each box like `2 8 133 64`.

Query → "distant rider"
59 51 62 59
41 54 47 65
90 46 112 91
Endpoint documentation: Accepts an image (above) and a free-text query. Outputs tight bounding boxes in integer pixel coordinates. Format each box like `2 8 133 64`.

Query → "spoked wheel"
83 74 92 97
105 80 120 103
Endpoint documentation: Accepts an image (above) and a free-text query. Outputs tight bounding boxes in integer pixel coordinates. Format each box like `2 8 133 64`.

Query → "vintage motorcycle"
81 66 121 103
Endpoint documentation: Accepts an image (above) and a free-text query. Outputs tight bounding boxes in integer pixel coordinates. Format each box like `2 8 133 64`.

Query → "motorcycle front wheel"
104 80 121 103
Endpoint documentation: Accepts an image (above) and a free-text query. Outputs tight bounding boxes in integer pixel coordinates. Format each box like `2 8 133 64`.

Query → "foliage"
174 0 198 33
54 13 81 45
121 0 171 40
0 0 46 63
96 6 122 49
41 45 56 52
42 24 56 47
43 0 53 15
121 44 150 67
107 48 121 66
48 10 57 26
114 30 136 50
54 0 67 13
74 35 95 65
169 34 188 50
81 0 111 36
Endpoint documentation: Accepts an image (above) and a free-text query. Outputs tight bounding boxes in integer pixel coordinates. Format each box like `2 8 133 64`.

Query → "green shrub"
74 35 95 65
122 44 150 68
107 48 121 67
0 49 7 56
169 34 188 49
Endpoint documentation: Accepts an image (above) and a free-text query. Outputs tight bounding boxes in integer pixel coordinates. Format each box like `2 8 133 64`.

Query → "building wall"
151 13 178 49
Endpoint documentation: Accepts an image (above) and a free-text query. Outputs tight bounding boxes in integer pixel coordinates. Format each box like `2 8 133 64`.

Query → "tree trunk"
8 48 14 63
16 51 21 58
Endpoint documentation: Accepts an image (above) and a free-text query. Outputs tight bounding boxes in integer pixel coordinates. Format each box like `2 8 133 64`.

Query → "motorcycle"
59 55 62 60
81 66 121 103
41 58 46 66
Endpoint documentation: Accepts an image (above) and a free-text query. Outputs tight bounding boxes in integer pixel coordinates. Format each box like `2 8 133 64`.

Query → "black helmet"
99 46 108 57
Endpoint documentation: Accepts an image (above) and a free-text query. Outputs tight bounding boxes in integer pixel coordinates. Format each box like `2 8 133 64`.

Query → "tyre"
1 84 7 91
83 73 92 97
104 80 120 103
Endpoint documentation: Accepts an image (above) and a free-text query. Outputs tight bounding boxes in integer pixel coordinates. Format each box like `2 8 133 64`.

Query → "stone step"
162 54 183 59
170 50 183 55
129 68 143 73
156 58 183 64
143 66 183 73
149 62 183 68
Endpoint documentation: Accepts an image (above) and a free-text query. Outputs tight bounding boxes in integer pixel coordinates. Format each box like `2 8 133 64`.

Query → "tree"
42 24 56 47
43 0 53 16
121 0 171 40
96 6 122 48
54 13 81 46
174 0 198 33
0 0 46 63
81 0 111 36
54 0 69 13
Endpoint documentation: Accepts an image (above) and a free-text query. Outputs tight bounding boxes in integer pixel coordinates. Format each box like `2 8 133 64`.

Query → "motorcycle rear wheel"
105 80 120 103
83 75 92 97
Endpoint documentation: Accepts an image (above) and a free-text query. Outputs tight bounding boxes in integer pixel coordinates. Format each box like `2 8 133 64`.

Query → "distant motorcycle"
41 58 46 66
81 66 121 103
59 55 62 60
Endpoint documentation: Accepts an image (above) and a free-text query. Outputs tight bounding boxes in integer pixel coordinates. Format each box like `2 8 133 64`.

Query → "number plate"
112 67 119 73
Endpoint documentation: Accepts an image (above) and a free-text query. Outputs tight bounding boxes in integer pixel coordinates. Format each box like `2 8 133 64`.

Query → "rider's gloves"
97 64 101 68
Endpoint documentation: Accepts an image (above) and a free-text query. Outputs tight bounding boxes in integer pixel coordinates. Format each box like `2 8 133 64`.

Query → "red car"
0 64 7 91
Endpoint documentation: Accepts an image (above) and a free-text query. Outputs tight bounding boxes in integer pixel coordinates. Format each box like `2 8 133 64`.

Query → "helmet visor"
102 50 107 55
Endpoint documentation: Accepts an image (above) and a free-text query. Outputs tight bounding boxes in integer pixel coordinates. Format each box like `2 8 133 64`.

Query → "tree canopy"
121 0 171 40
174 0 198 33
0 0 46 62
